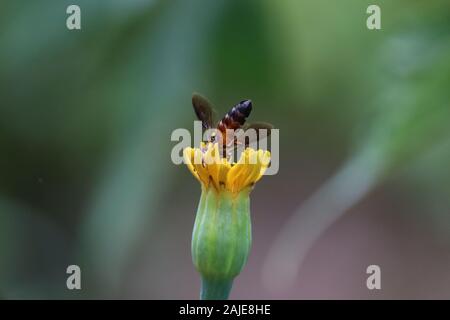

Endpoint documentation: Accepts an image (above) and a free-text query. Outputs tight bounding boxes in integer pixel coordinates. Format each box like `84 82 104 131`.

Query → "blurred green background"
0 0 449 299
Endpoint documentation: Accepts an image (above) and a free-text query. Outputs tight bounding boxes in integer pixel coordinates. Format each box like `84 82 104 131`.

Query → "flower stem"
200 277 233 300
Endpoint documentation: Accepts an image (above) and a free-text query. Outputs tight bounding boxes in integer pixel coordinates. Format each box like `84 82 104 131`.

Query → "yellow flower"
183 142 271 299
183 142 271 194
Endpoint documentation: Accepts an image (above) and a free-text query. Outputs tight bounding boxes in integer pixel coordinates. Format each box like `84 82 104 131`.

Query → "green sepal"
191 187 252 300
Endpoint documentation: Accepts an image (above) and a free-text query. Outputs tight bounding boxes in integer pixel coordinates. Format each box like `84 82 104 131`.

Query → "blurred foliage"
0 0 449 298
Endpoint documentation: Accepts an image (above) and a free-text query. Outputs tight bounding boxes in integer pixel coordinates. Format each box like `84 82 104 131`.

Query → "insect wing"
242 122 273 145
192 92 215 129
227 122 273 151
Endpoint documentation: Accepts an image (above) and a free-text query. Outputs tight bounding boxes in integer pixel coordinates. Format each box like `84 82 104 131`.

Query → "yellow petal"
255 150 271 183
183 148 201 182
227 150 253 193
240 150 265 188
204 143 221 189
192 148 210 187
218 158 231 185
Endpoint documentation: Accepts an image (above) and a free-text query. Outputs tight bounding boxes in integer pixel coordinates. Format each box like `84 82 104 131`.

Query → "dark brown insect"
192 93 273 154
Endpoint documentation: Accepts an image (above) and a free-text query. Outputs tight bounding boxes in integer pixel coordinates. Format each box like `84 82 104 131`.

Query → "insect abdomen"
217 99 252 132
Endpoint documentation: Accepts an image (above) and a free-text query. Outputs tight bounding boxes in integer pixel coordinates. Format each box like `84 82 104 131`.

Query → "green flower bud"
192 187 251 300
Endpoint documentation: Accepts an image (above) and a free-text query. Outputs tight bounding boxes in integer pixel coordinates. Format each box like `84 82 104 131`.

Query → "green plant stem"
200 277 233 300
